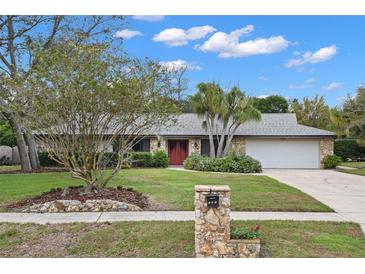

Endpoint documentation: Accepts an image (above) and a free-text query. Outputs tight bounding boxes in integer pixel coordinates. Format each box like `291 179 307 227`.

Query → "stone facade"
22 199 142 213
188 138 201 155
320 137 334 167
229 136 246 155
150 137 167 153
195 185 260 258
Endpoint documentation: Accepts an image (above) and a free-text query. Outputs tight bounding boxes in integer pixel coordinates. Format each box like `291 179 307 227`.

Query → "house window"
132 138 150 152
201 139 210 156
201 138 226 157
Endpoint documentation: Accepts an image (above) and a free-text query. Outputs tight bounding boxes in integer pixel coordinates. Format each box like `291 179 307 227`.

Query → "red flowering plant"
231 224 261 240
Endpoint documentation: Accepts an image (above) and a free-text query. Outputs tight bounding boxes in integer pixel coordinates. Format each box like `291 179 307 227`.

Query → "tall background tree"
343 86 365 145
254 95 289 113
0 15 123 171
190 82 261 158
289 95 331 130
24 42 181 191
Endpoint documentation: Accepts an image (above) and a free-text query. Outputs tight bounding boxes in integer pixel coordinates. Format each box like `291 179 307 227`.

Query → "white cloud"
114 29 142 39
289 84 311 90
285 45 337 68
198 25 289 58
289 78 317 89
132 16 165 22
322 82 342 91
257 94 269 98
159 59 202 71
305 78 317 83
153 25 216 47
258 76 269 81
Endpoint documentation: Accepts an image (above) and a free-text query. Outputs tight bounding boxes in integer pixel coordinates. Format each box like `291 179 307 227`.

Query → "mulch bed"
5 186 148 210
0 167 68 174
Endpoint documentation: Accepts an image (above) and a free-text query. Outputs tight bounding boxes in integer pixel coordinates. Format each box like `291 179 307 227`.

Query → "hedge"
183 154 262 173
102 151 169 168
334 139 365 161
38 151 61 167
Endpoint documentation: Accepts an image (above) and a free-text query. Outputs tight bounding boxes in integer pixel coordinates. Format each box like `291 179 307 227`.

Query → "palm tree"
190 83 261 158
218 87 261 157
190 82 224 157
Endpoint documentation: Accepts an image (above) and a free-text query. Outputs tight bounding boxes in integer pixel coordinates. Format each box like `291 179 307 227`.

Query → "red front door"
168 140 188 165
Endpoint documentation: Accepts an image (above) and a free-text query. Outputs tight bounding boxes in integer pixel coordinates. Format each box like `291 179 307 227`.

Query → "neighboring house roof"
149 113 335 137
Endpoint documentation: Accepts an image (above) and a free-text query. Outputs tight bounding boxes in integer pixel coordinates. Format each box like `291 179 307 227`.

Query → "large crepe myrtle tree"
0 15 124 172
24 42 181 191
190 82 261 158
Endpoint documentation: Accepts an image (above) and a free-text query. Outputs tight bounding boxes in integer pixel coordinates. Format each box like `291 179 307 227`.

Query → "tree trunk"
24 131 40 169
205 113 216 158
5 113 32 171
208 133 215 158
216 133 226 158
222 135 233 157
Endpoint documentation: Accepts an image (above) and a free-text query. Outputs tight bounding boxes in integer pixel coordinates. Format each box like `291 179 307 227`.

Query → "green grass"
0 220 364 257
0 165 20 171
339 169 365 177
0 168 332 212
339 162 365 169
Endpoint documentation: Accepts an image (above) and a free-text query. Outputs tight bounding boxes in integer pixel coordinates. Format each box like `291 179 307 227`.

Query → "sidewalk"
0 211 348 225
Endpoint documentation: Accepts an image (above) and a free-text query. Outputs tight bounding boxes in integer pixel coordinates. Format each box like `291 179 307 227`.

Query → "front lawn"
0 220 364 257
0 165 20 171
338 161 365 176
339 169 365 177
339 162 365 169
0 168 332 212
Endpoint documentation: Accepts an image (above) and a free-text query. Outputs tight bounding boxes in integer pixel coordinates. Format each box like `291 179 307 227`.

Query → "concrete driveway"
264 169 365 231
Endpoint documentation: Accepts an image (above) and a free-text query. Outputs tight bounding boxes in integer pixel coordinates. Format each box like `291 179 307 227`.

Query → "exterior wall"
320 137 334 167
150 136 167 153
229 136 246 155
188 138 201 156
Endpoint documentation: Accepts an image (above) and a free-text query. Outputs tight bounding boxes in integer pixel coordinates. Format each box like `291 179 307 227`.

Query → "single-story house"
133 113 335 169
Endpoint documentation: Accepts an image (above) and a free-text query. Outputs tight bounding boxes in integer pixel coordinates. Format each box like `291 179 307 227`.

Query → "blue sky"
119 16 364 106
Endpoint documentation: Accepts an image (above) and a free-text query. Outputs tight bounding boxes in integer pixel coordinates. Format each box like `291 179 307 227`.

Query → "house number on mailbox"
206 194 219 208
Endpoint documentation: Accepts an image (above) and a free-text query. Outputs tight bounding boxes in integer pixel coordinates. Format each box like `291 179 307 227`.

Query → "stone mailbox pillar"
195 185 231 258
195 185 260 258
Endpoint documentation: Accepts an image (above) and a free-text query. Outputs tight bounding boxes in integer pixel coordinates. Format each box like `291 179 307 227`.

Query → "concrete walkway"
0 211 347 224
264 169 365 232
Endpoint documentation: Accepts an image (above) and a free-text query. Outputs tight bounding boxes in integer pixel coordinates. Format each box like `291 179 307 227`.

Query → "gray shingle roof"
148 113 335 137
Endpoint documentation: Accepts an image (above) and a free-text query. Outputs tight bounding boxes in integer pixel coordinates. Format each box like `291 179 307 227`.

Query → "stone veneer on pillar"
195 185 260 258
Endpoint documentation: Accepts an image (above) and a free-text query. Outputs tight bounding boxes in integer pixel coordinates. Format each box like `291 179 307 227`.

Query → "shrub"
101 152 118 168
0 156 12 166
322 154 342 169
334 139 365 161
231 224 261 240
153 150 168 168
183 154 262 173
130 152 154 167
38 151 61 167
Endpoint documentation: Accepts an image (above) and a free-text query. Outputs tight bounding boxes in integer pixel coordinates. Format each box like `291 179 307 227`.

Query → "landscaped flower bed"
4 186 148 212
184 154 262 173
226 224 262 258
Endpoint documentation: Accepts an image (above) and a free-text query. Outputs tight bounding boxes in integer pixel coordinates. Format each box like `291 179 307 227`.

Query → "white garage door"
246 138 320 168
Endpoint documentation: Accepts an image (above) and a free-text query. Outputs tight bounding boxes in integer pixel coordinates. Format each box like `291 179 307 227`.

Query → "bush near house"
322 154 342 169
130 152 154 167
334 139 365 161
38 151 61 167
184 154 262 173
99 151 169 168
152 150 169 168
0 156 12 166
